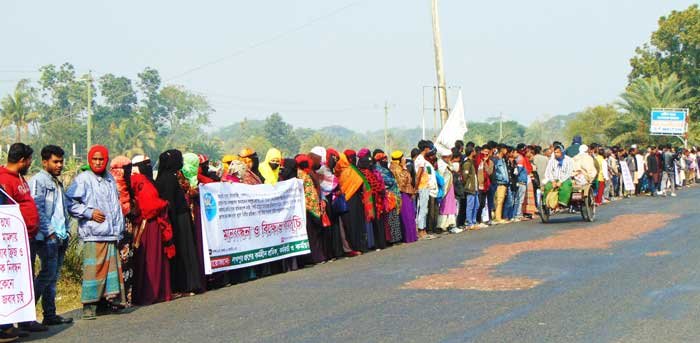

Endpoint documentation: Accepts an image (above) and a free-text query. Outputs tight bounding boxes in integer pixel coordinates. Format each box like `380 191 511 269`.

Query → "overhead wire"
165 0 364 82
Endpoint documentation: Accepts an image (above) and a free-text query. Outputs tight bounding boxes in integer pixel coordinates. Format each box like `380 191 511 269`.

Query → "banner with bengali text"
620 161 635 192
0 204 36 325
199 179 309 274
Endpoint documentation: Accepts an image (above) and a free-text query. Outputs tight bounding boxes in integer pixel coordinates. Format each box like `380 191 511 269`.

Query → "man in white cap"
572 145 597 187
131 155 154 181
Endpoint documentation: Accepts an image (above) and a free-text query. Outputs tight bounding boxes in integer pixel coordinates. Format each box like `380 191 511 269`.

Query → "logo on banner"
203 193 217 221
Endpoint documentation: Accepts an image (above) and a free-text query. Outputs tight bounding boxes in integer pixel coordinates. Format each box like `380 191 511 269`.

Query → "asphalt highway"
30 186 700 343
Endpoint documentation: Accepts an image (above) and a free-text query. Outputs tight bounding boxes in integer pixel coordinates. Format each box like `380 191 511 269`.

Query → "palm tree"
0 79 39 142
616 74 695 145
109 112 158 157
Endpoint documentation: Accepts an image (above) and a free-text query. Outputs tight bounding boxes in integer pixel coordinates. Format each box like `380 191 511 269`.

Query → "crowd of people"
0 136 697 342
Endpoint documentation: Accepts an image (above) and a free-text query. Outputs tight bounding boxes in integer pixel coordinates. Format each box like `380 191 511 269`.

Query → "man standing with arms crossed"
29 145 74 326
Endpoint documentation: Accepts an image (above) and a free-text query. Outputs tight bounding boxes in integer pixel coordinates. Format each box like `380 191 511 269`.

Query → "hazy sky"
1 0 696 132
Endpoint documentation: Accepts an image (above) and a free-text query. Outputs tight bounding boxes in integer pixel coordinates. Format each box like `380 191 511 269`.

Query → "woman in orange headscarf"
335 153 370 253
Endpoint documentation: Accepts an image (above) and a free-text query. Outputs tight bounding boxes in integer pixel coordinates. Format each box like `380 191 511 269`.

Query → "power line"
0 70 39 73
203 93 378 109
165 0 363 82
209 101 381 113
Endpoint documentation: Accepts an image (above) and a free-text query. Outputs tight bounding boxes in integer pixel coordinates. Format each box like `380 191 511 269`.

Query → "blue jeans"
612 175 620 196
465 193 479 225
32 236 68 319
487 184 497 220
513 183 526 219
503 187 515 220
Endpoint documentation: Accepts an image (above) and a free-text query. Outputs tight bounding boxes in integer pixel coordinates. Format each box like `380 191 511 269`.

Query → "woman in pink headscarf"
110 156 135 305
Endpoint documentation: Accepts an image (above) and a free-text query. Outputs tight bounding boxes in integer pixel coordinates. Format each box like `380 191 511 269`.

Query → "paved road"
30 186 700 343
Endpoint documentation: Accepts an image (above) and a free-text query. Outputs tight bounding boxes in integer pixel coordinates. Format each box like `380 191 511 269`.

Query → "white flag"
436 90 467 150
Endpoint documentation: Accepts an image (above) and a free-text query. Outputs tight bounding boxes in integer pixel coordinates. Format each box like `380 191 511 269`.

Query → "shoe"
0 330 18 343
42 315 74 326
2 327 26 338
82 304 97 320
449 227 463 234
19 321 48 332
345 251 361 257
512 218 522 222
671 193 677 197
478 223 488 228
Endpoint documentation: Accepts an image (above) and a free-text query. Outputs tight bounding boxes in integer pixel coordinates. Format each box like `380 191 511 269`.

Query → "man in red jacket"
0 143 38 238
0 143 47 337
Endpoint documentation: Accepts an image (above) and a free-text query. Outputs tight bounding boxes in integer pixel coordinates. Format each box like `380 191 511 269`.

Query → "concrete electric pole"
384 101 396 152
86 71 93 152
431 0 449 126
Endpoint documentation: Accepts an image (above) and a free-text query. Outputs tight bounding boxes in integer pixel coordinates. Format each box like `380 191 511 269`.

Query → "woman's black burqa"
155 150 204 293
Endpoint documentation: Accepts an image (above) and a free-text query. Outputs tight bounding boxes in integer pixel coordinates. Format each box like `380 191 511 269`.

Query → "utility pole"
86 71 93 152
431 0 449 126
384 101 389 152
499 112 503 142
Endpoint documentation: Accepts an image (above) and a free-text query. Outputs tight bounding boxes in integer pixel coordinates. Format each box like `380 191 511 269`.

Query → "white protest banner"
620 161 635 192
0 201 36 325
199 179 309 274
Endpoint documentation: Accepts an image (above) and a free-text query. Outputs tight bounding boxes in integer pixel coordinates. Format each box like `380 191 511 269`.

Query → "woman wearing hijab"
335 153 370 253
390 151 418 243
155 150 204 296
373 151 402 244
344 149 357 166
324 148 358 258
437 149 458 231
109 156 135 305
239 148 265 184
357 149 387 250
517 145 537 219
66 145 125 319
279 158 298 181
309 147 346 259
181 153 209 290
276 158 301 271
198 154 220 182
224 157 247 183
219 157 259 283
129 155 174 305
259 148 282 185
296 154 327 264
221 154 236 179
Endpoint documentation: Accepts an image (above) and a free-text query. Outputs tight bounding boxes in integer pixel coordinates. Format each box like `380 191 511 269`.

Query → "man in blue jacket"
493 145 510 224
29 145 74 326
66 145 124 320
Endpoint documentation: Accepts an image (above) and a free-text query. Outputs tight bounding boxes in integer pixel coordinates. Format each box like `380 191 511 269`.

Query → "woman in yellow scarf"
258 148 282 185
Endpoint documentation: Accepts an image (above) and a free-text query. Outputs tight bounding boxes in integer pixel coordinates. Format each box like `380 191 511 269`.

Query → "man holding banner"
0 143 41 341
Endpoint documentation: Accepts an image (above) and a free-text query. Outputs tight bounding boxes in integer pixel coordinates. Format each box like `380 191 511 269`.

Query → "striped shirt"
544 156 574 183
